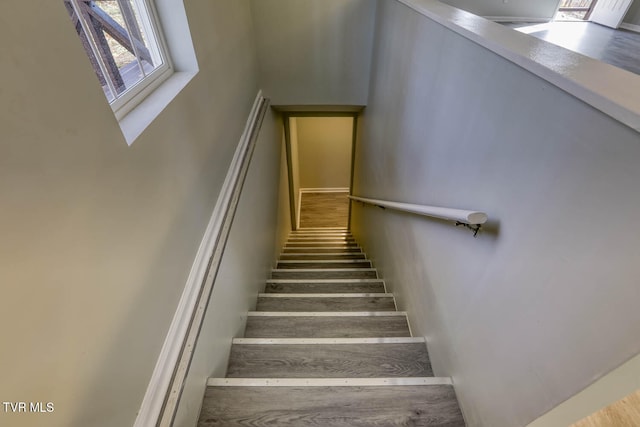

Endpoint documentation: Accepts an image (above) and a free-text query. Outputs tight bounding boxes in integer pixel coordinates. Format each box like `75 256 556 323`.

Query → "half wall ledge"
397 0 640 133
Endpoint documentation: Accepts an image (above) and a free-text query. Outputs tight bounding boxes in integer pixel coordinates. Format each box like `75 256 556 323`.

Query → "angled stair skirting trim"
133 91 269 427
207 377 453 387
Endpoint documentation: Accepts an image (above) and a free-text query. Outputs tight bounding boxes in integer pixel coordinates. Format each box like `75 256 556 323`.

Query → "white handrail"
349 196 488 225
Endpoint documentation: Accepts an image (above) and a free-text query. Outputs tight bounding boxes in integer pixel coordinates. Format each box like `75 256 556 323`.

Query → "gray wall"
250 0 377 105
0 1 262 426
441 0 560 19
624 1 640 26
352 1 640 426
174 111 284 427
528 351 640 425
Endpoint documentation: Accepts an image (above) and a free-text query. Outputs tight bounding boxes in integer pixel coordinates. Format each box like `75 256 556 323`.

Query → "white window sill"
118 71 197 145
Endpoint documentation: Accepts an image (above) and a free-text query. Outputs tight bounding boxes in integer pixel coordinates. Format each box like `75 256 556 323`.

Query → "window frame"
66 0 174 119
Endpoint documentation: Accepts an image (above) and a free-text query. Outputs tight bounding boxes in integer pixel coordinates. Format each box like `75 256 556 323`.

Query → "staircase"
197 228 465 426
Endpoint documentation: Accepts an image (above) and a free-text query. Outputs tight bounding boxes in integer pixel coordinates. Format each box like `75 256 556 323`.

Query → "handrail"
134 93 269 427
161 96 268 425
349 195 488 227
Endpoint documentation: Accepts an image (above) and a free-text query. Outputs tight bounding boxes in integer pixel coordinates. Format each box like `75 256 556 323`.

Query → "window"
64 0 172 118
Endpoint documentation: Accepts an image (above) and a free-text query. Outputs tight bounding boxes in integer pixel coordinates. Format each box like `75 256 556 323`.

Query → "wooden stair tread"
277 260 372 269
264 281 386 294
290 234 352 238
244 315 411 338
286 242 359 247
256 295 395 311
280 253 367 260
197 231 465 426
283 247 363 253
271 269 378 279
198 385 464 426
287 237 356 241
227 342 432 378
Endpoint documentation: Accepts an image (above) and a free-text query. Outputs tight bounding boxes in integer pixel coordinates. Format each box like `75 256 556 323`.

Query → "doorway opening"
280 112 360 231
555 0 598 21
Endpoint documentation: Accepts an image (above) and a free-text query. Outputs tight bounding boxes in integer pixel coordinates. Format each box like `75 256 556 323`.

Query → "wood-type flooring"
505 21 640 75
197 230 465 426
571 389 640 427
299 192 349 228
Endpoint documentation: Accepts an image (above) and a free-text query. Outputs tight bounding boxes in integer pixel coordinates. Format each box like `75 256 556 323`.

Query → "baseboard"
133 90 266 427
620 23 640 33
484 16 550 23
